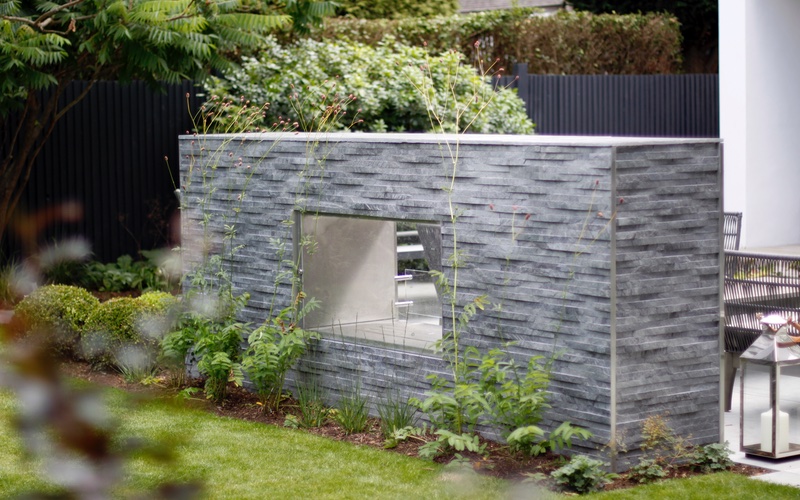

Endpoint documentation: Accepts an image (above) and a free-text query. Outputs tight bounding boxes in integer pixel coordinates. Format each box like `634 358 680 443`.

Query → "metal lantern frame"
740 315 800 459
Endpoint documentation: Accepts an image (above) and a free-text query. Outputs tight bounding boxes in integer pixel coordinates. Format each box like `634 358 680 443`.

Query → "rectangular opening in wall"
298 213 442 350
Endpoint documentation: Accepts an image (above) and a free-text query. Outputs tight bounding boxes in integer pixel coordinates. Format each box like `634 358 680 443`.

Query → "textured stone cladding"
612 143 723 452
178 133 722 462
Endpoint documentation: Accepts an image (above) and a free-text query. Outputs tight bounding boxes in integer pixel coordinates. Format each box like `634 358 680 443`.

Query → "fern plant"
192 310 249 405
241 294 320 411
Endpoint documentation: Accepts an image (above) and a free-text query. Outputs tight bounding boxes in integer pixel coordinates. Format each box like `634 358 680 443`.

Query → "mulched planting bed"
58 360 771 492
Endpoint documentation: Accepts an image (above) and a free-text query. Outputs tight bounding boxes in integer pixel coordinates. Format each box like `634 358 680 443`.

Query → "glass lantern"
740 314 800 458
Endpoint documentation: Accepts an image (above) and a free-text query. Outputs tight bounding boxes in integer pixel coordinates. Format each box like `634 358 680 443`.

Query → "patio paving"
743 245 800 257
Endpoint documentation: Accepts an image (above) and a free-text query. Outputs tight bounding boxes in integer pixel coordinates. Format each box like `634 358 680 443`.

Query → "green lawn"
0 388 511 499
591 472 800 499
2 387 799 499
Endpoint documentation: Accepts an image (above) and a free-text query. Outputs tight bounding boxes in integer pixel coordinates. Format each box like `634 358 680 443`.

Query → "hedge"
334 0 458 19
311 9 682 75
14 285 100 357
82 292 177 367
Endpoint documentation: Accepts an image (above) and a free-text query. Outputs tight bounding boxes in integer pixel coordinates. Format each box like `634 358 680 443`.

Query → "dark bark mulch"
58 361 771 492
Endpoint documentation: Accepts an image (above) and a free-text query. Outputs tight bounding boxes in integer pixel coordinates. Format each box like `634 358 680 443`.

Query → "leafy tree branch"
0 0 324 247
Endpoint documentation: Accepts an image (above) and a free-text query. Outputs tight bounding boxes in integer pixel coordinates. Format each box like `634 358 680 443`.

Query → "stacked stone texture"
179 133 721 464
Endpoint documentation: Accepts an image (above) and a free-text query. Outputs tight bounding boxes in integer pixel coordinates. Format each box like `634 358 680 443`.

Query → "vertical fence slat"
2 81 202 263
520 73 717 137
2 75 718 263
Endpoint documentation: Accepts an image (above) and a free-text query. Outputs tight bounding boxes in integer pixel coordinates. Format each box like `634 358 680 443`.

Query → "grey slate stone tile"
179 134 722 467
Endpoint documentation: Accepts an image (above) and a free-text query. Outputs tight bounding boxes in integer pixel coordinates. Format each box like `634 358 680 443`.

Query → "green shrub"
159 314 198 387
551 455 617 494
82 297 147 366
334 0 457 19
507 421 593 457
628 457 667 484
83 292 180 369
84 298 145 342
14 284 100 357
160 291 249 400
137 290 178 312
313 10 682 75
83 253 172 293
194 316 248 405
241 320 319 411
692 442 734 473
135 291 179 347
418 430 486 460
203 37 534 135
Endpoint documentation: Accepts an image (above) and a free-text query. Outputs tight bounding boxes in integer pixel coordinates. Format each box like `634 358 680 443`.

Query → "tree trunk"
0 82 96 257
0 93 43 253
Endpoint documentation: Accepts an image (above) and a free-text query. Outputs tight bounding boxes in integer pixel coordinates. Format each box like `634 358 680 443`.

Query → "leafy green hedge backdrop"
333 0 458 19
205 37 535 134
310 9 682 75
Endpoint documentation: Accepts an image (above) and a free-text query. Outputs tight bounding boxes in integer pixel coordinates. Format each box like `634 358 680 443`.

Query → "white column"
721 0 800 247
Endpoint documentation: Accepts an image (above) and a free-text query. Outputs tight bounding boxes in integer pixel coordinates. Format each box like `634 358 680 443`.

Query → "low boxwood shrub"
84 297 145 340
83 297 147 366
136 291 180 346
137 291 178 312
14 284 100 357
82 293 177 369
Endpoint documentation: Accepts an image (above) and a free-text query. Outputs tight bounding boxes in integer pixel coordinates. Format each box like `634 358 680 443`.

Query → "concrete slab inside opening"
300 214 442 350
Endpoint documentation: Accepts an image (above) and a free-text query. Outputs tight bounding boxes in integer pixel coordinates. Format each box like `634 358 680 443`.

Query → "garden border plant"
13 284 99 358
386 41 597 461
176 31 724 488
162 78 362 406
162 96 290 404
625 413 735 485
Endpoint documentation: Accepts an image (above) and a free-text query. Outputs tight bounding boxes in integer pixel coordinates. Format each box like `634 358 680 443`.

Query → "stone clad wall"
178 133 722 465
613 143 723 449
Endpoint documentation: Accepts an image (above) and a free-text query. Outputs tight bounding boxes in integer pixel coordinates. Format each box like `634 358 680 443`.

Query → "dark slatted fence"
2 72 718 264
498 65 719 137
3 81 201 263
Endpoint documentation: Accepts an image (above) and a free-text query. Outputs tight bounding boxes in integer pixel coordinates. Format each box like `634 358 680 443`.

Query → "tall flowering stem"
402 42 511 433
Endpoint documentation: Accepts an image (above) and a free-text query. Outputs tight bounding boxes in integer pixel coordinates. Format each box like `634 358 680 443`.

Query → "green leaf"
214 13 290 32
0 0 20 15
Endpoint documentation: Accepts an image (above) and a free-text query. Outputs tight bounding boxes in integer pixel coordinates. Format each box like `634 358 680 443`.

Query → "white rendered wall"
719 0 747 231
721 0 800 248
